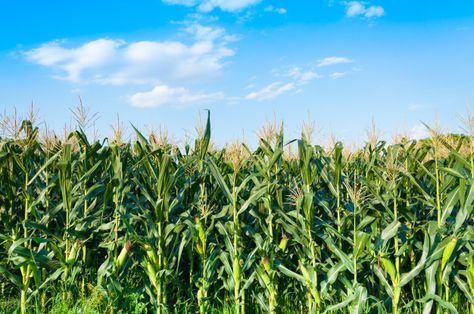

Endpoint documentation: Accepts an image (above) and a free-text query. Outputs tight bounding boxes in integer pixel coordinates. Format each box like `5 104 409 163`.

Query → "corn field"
0 112 473 314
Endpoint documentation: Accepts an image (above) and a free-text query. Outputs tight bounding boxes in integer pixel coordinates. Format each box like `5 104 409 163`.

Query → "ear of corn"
0 114 473 313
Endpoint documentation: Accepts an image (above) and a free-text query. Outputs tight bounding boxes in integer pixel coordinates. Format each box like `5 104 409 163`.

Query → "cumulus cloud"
129 84 225 107
24 24 234 85
345 1 384 18
163 0 261 12
364 5 384 17
317 56 352 67
25 39 123 82
264 5 287 14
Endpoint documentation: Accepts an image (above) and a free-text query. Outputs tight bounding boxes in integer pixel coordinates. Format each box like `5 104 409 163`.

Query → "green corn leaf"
381 221 400 242
418 294 458 314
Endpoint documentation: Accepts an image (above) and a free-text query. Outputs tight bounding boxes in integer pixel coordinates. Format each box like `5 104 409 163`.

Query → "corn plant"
0 113 473 313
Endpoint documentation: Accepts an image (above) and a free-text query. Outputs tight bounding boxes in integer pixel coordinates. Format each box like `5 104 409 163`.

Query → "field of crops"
0 112 473 314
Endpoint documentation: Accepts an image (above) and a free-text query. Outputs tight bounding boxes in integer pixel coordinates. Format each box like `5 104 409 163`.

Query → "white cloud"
200 0 261 12
130 84 225 107
287 67 319 84
25 39 123 81
163 0 261 12
184 23 224 41
163 0 197 5
346 2 365 17
317 56 352 67
345 1 384 18
330 72 347 79
264 5 287 14
246 65 319 101
24 24 234 85
184 23 240 42
364 5 384 17
246 82 295 101
410 124 429 140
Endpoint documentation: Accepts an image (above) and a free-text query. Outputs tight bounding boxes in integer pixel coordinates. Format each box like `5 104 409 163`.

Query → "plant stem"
435 154 441 227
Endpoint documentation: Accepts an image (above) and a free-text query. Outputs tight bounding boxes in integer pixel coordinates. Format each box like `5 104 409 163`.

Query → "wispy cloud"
287 66 319 84
408 103 430 112
130 84 225 107
24 24 235 85
162 0 196 6
264 5 287 14
163 0 261 12
246 82 295 101
345 1 384 18
246 66 319 101
317 56 352 67
330 71 347 79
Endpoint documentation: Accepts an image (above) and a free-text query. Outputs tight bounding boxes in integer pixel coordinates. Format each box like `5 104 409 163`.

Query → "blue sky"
1 0 474 146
